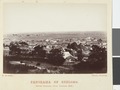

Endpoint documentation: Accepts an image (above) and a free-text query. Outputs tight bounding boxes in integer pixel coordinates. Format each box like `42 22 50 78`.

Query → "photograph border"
0 0 112 90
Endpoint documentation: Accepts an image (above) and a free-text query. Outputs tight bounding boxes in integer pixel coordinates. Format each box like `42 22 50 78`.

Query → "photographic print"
0 0 113 90
3 4 107 74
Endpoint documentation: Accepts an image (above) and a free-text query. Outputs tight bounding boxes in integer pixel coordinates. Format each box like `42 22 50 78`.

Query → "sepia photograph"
3 3 107 74
0 0 113 90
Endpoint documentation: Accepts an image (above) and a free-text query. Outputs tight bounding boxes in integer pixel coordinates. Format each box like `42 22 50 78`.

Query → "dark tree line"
32 45 46 57
8 41 107 69
47 49 65 66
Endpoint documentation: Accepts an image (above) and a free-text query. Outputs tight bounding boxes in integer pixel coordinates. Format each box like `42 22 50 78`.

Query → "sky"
3 4 107 34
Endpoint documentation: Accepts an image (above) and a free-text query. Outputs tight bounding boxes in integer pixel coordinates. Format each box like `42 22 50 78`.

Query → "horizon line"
4 31 107 35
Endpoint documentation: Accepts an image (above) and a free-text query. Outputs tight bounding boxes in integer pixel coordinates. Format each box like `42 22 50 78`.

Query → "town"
3 32 107 74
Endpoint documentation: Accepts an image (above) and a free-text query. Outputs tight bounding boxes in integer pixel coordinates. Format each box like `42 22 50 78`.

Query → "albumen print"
3 4 107 74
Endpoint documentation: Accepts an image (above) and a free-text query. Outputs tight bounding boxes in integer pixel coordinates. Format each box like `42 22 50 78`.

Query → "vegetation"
4 39 107 73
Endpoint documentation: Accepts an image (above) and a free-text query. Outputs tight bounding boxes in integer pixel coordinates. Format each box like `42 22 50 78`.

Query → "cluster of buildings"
3 36 107 66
